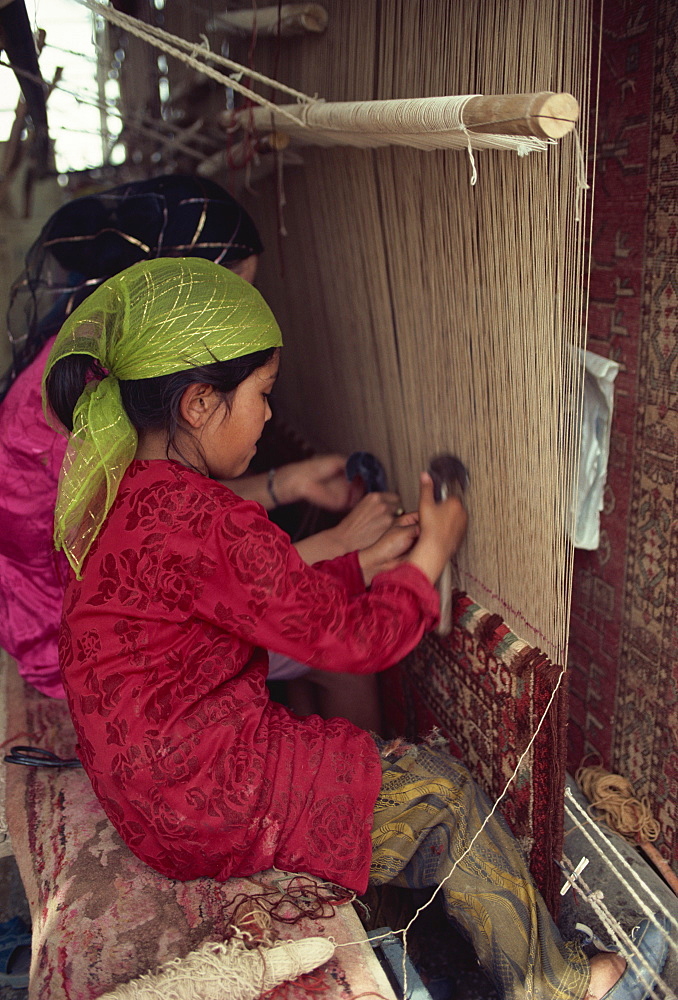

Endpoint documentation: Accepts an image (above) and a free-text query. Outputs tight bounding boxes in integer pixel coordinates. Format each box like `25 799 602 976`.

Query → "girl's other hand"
357 512 420 586
275 455 361 510
406 473 467 585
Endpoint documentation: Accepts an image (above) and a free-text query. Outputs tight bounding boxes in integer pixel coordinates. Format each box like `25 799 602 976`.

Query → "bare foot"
586 952 627 999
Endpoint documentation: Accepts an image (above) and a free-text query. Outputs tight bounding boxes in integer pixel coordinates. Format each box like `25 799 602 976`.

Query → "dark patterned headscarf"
1 174 263 400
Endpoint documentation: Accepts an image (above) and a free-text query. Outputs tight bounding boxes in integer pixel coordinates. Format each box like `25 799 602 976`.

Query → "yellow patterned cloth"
42 257 282 576
370 741 590 1000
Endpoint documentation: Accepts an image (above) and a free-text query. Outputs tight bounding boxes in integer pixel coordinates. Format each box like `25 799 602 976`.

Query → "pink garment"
0 347 314 697
0 337 68 698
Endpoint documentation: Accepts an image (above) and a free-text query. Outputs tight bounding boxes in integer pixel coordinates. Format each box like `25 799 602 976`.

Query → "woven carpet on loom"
381 592 568 916
255 422 568 915
567 0 678 869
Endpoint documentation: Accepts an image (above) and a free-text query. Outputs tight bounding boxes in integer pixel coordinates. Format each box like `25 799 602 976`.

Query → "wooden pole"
639 841 678 897
197 132 290 178
230 91 579 146
208 4 328 37
463 92 580 140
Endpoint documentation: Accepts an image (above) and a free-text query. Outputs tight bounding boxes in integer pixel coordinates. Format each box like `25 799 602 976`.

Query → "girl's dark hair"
1 175 264 402
45 348 276 467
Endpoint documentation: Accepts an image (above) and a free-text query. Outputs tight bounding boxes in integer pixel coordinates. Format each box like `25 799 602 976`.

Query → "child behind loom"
43 258 666 1000
0 174 395 729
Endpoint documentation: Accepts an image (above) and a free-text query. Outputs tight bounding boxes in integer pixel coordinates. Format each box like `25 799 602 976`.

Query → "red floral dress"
60 460 439 892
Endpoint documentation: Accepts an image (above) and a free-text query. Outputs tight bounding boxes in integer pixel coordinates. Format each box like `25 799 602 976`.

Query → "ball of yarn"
576 762 660 844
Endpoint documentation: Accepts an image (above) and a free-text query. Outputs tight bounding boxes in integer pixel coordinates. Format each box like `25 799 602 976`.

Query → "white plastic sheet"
574 350 620 550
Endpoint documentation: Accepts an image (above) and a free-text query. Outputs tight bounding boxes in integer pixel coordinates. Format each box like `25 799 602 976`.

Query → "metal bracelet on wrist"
267 467 280 507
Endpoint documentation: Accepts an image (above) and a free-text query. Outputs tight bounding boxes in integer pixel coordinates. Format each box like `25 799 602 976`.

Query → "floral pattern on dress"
61 460 439 892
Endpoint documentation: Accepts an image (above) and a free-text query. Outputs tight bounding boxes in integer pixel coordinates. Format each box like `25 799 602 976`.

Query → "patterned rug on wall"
568 0 678 869
381 591 568 916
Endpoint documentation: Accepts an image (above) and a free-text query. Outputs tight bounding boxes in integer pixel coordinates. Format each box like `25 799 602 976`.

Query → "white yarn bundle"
99 936 335 1000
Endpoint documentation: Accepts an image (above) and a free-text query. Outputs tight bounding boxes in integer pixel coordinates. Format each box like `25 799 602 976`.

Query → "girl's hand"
405 473 467 585
294 491 404 565
332 491 402 551
358 512 420 586
274 455 362 510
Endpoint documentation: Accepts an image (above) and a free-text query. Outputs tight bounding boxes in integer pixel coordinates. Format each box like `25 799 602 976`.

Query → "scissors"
4 745 83 769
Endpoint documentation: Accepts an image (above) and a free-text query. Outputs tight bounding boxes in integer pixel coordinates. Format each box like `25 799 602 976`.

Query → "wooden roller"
197 133 290 178
462 91 580 140
208 4 328 38
233 91 580 145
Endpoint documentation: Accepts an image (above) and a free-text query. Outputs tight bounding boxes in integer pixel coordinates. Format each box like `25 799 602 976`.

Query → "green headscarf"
42 256 282 576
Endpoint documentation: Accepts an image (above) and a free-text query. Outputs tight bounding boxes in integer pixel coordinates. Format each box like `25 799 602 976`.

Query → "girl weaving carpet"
43 257 667 1000
0 174 394 728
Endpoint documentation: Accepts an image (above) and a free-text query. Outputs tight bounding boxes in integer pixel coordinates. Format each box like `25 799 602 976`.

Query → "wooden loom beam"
461 91 579 139
229 91 579 146
207 3 328 37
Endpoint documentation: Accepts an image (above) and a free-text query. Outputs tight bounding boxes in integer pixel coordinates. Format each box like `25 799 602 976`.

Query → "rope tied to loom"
559 844 676 1000
564 787 678 956
446 95 480 185
263 93 554 172
78 0 318 126
576 761 661 844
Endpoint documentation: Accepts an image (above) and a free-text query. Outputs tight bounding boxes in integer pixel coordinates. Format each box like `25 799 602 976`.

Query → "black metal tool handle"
346 451 388 493
4 745 82 768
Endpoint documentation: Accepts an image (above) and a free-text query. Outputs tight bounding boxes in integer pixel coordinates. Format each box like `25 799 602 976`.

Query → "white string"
334 667 569 993
75 0 317 129
245 97 553 158
80 0 317 104
572 127 590 222
564 790 678 938
560 854 676 1000
441 93 480 184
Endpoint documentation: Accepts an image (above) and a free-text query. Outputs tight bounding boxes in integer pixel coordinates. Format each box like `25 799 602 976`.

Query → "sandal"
0 915 32 989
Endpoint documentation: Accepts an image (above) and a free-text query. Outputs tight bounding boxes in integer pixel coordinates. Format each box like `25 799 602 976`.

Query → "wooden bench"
1 651 396 1000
